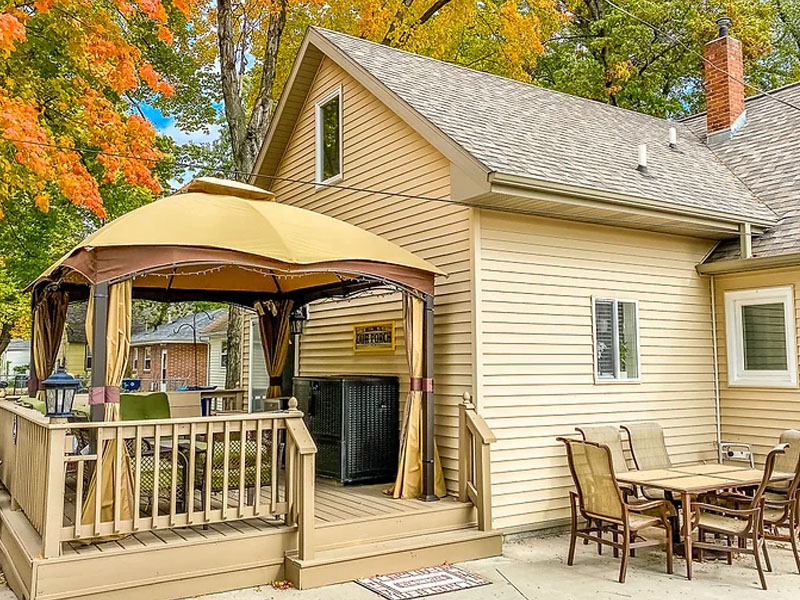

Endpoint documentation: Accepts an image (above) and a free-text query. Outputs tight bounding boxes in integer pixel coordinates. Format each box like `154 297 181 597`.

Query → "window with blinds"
725 286 797 387
593 298 640 382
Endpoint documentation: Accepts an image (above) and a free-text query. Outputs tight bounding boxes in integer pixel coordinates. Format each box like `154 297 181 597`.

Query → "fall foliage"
0 0 192 219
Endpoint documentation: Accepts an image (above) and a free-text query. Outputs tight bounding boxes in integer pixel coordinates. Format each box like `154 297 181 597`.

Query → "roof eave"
488 172 777 232
696 252 800 275
130 339 210 347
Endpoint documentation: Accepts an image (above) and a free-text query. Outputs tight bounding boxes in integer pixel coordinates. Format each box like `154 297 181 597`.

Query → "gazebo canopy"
30 178 443 305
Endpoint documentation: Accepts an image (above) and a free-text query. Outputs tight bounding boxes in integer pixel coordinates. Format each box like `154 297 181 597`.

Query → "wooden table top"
616 464 793 494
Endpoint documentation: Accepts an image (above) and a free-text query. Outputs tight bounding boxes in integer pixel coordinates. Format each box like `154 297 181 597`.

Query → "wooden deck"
60 480 466 557
1 481 500 600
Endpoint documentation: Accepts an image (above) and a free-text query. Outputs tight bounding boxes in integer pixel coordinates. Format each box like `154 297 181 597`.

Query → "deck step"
284 527 503 589
315 500 476 549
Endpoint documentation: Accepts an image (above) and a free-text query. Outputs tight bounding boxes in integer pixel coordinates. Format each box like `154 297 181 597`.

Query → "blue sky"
141 103 222 188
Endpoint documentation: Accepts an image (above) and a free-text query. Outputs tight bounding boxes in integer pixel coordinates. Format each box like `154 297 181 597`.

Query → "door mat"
356 564 491 600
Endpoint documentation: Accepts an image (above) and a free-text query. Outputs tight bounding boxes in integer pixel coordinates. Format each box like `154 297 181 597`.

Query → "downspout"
710 275 722 462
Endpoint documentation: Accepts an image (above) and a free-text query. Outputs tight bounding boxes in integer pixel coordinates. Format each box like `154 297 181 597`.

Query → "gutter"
130 339 211 347
488 172 777 231
696 252 800 275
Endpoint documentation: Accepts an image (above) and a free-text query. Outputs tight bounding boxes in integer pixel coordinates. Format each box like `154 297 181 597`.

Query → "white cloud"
159 120 222 146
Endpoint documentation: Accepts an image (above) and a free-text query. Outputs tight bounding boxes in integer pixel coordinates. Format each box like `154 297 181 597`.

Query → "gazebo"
26 177 446 501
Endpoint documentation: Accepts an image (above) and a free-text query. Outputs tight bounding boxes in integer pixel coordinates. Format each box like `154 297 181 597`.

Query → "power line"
602 0 800 114
0 134 767 238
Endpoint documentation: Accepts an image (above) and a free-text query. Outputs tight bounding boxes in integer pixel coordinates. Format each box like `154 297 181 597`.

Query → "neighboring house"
57 302 90 380
1 338 30 381
202 310 228 388
129 309 226 391
244 23 797 533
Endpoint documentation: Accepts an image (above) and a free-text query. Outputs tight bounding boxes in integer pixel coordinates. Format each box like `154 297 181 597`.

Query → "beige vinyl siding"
478 209 719 530
266 57 472 489
207 334 227 388
713 267 800 462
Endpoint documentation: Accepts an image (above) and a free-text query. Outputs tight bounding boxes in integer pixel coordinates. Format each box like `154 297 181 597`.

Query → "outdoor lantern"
42 365 80 418
290 305 309 336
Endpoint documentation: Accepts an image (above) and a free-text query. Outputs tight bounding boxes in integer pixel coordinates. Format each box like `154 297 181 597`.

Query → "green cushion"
120 393 170 420
195 439 272 492
22 398 47 415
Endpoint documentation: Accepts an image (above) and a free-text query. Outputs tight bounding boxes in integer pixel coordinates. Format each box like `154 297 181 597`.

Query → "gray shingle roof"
131 309 227 345
684 83 800 261
316 28 775 224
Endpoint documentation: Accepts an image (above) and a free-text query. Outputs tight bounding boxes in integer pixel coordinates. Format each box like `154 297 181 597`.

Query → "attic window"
315 87 342 185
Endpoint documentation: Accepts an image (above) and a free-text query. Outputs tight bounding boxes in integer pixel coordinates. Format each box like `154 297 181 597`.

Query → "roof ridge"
683 80 800 121
312 27 685 129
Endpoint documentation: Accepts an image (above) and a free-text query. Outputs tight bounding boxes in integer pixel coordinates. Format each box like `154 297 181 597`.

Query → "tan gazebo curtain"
256 299 294 399
29 287 69 398
82 280 134 526
390 293 446 499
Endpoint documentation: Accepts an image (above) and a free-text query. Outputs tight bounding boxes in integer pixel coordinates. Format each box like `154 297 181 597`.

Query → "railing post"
297 452 315 561
42 424 67 558
285 398 316 561
475 438 492 532
458 392 472 502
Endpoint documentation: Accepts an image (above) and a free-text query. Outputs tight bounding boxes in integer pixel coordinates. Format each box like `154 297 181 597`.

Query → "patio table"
616 464 793 580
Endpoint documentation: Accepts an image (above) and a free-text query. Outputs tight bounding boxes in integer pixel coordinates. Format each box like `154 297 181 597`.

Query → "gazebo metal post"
89 282 109 422
421 293 438 501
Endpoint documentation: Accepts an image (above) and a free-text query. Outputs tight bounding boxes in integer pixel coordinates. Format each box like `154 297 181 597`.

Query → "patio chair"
558 437 673 583
120 392 171 420
721 431 800 574
693 444 789 590
120 393 186 513
575 426 628 473
620 422 671 470
194 431 273 507
621 422 674 502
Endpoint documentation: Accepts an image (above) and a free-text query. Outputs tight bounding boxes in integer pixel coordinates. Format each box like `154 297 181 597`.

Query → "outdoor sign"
353 321 396 353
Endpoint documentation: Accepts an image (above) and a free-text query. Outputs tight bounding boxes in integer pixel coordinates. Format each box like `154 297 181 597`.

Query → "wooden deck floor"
61 480 465 557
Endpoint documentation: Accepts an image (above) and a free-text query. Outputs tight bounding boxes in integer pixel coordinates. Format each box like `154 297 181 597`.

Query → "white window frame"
725 286 797 388
220 340 228 368
143 346 152 372
314 86 343 186
132 348 139 372
591 297 641 384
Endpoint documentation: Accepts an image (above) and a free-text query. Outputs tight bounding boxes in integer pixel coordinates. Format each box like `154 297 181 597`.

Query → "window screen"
594 298 639 381
318 94 340 181
742 302 788 370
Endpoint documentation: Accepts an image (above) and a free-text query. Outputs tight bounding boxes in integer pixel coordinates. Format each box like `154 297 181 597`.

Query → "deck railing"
0 399 317 559
458 392 496 531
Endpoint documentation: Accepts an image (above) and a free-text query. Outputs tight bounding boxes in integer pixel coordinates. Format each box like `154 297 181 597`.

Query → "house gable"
253 29 488 193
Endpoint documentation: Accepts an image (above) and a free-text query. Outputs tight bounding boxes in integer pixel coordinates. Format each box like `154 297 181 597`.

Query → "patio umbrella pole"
421 293 438 501
89 282 109 423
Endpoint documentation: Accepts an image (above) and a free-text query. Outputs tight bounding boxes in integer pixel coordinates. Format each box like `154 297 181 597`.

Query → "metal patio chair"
621 422 674 502
721 431 800 574
693 444 788 590
558 437 673 583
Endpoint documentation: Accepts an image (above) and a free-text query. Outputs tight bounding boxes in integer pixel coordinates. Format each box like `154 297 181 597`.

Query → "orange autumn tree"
0 0 194 219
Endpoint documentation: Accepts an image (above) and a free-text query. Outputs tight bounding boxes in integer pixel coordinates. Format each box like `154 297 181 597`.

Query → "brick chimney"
703 17 746 143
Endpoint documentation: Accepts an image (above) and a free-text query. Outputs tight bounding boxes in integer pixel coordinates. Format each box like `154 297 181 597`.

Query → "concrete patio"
176 531 800 599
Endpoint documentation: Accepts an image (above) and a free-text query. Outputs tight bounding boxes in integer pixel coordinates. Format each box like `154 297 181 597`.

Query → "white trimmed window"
143 346 152 371
593 298 640 382
725 286 797 387
315 87 342 184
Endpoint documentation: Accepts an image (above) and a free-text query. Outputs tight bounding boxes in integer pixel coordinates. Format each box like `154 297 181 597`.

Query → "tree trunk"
216 0 288 393
0 322 12 361
225 305 244 389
